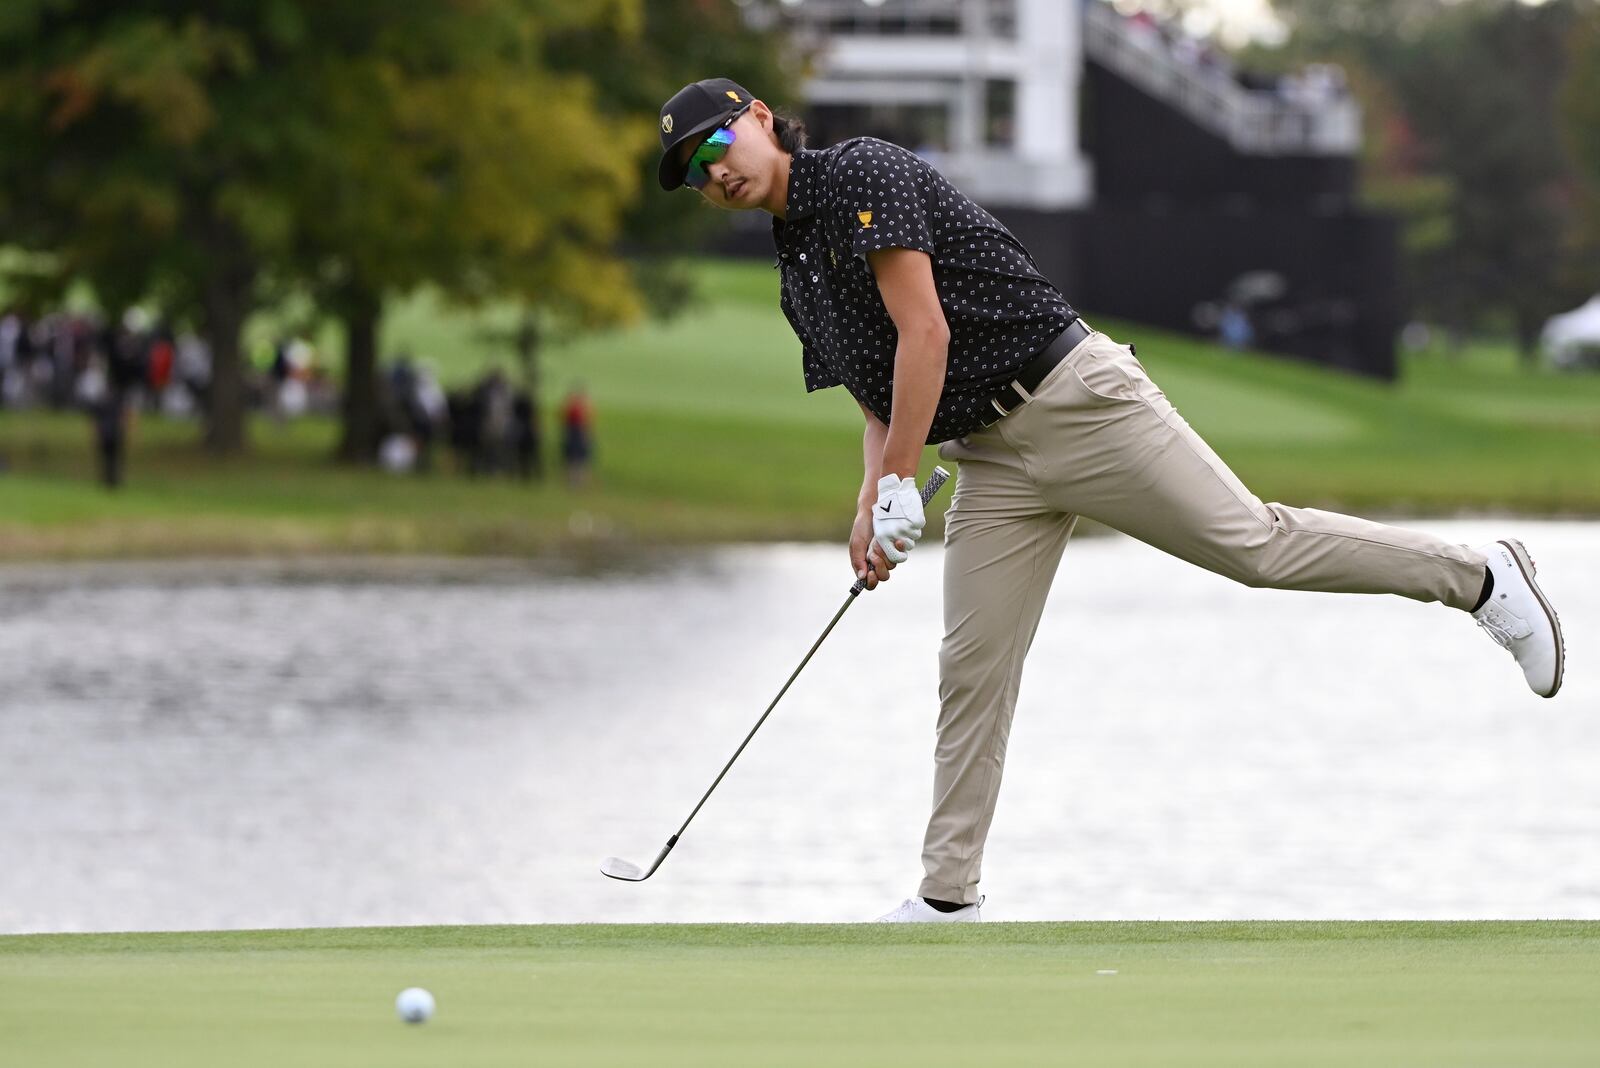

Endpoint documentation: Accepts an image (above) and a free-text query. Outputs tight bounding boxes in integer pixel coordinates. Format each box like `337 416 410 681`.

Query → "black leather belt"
979 318 1092 425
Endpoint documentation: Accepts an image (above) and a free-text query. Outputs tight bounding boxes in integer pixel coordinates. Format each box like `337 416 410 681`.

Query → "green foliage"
1272 0 1460 53
1558 6 1600 292
1565 8 1600 184
543 0 805 318
286 2 653 328
1397 3 1579 346
548 0 803 246
0 1 680 453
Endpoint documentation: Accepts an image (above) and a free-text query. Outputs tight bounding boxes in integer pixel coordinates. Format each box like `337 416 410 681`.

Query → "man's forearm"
880 328 948 480
859 410 890 508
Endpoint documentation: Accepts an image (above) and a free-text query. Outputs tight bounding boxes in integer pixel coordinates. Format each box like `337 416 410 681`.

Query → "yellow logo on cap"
661 113 674 134
726 91 742 102
857 211 874 228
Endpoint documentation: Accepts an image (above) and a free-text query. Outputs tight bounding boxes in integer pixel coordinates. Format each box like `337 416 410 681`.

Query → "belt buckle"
988 379 1030 422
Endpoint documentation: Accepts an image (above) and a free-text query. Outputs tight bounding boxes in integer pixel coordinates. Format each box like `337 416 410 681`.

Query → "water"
1 520 1594 932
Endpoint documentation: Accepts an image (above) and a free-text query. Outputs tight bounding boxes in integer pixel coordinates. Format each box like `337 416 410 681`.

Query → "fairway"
4 923 1598 1066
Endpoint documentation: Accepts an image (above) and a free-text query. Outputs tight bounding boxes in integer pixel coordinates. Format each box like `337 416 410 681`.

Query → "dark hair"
772 111 808 154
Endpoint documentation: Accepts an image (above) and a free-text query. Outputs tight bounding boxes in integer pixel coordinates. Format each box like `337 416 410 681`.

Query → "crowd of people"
0 308 214 487
1115 6 1350 106
0 308 213 417
374 362 595 489
379 358 593 487
0 306 595 490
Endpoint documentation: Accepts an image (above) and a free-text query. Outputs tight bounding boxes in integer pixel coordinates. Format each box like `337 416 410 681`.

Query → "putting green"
3 922 1598 1066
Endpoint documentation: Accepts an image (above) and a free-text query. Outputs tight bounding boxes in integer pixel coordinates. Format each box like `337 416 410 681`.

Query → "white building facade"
742 0 1091 208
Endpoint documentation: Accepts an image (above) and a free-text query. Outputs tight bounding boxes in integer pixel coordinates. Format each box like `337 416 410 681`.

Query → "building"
729 0 1400 378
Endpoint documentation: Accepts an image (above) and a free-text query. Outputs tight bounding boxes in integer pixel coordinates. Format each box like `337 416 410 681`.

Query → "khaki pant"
919 330 1487 905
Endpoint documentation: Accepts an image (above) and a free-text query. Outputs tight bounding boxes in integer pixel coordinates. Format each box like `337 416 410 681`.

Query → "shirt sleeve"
834 141 936 260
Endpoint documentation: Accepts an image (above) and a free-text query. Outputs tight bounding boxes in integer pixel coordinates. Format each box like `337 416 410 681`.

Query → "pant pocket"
1069 356 1136 404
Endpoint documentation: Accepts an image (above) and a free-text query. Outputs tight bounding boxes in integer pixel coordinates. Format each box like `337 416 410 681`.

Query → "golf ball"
395 987 435 1024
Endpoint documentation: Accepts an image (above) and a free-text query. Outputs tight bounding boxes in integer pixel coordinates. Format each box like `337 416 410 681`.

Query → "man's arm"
850 403 893 586
866 246 949 480
857 403 889 510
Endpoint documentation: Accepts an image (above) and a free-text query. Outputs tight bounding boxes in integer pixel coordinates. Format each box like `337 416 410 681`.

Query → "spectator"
147 323 175 397
473 368 514 475
409 361 449 474
560 382 594 489
76 355 127 489
511 388 542 482
268 339 292 421
175 331 212 411
447 388 481 475
1219 303 1254 350
0 310 20 407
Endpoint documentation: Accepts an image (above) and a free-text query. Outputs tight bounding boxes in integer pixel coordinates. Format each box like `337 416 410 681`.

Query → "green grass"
3 922 1599 1066
2 258 1598 560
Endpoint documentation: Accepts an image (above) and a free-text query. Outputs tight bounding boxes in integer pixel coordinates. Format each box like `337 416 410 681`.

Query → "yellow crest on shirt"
857 211 874 228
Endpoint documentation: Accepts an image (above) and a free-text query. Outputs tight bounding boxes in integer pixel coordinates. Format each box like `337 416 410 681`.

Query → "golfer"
657 78 1565 923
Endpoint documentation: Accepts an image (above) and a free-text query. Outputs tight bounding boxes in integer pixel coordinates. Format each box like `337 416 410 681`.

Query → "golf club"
601 465 952 882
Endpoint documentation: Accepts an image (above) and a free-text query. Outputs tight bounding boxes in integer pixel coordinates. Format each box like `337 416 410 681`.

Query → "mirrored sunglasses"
684 106 751 191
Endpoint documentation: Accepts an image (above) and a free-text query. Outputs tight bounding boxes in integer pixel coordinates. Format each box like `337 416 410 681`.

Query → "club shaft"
674 586 860 839
634 466 950 875
671 466 948 840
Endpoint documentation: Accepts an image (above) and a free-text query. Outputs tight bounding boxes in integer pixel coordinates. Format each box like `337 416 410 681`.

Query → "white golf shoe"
1472 539 1564 698
872 896 984 923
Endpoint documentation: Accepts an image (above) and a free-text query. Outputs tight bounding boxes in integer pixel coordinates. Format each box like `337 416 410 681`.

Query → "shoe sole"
1501 538 1564 698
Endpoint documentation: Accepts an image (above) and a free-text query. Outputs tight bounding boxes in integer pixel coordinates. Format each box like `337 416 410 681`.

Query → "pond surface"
1 520 1595 932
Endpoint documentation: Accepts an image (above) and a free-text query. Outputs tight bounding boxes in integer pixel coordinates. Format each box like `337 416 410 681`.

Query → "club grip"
919 465 952 507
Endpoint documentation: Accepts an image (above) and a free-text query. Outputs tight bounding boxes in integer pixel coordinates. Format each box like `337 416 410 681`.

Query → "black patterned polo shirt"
772 137 1079 443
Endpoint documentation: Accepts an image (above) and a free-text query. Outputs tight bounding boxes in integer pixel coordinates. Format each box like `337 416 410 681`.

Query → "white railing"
1083 1 1359 157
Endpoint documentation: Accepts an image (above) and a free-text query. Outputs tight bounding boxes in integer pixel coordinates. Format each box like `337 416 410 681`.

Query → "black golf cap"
658 77 756 191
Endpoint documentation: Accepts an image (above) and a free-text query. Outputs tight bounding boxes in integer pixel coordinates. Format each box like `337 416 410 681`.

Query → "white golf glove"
872 473 925 564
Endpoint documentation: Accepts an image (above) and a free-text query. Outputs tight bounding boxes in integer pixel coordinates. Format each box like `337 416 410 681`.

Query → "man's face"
678 104 774 210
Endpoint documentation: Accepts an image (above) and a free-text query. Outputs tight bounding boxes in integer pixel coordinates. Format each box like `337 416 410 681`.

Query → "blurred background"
0 0 1596 930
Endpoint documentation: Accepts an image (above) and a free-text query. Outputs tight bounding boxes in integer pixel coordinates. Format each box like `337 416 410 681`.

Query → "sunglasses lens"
684 127 736 190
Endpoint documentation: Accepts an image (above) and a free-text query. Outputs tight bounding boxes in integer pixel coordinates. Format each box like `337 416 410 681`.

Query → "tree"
544 0 805 317
1558 4 1600 297
1265 0 1598 355
0 1 651 455
1396 1 1583 358
279 2 648 461
0 1 280 450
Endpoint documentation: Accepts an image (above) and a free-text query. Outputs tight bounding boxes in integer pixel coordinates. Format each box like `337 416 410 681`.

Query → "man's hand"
850 507 896 588
872 473 926 564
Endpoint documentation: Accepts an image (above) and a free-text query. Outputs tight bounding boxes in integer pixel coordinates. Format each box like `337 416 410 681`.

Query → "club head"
600 856 647 881
601 835 678 883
